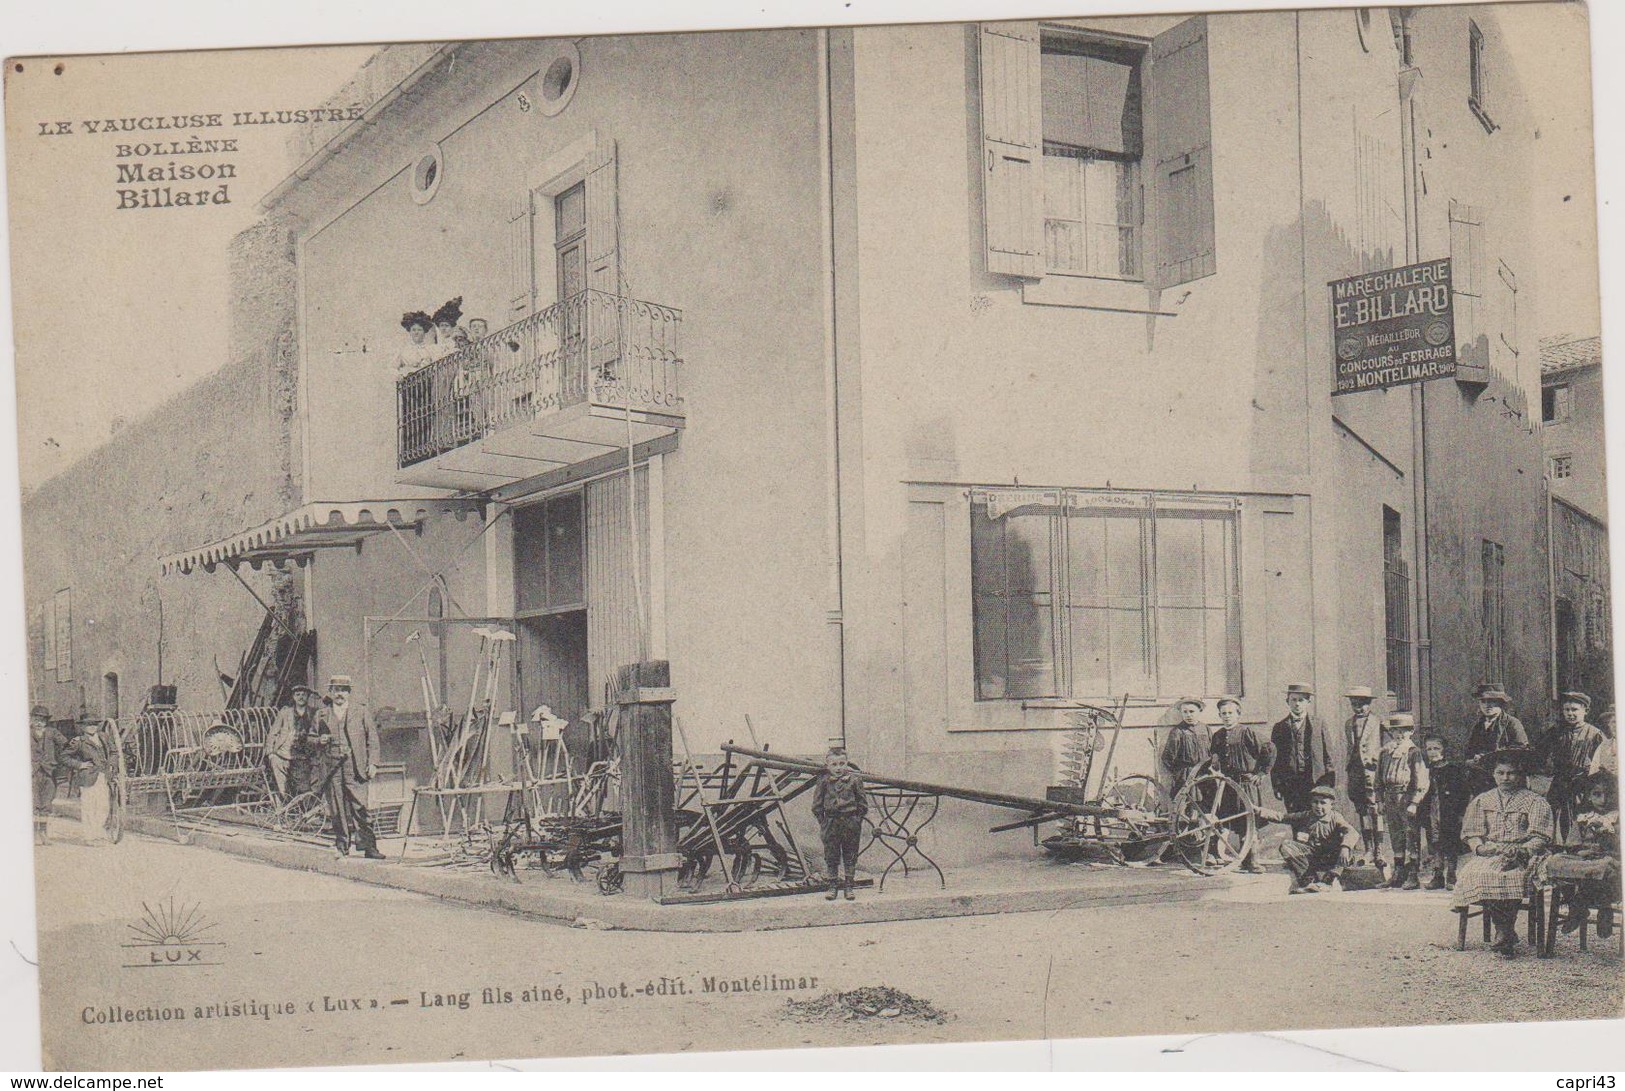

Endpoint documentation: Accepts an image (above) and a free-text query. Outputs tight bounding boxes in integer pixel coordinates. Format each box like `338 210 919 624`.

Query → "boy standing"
1161 699 1210 797
1259 785 1359 894
1209 695 1273 873
1420 734 1473 889
1377 714 1430 889
811 747 868 901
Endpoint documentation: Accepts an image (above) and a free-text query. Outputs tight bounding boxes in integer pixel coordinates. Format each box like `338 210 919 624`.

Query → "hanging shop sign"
1329 258 1455 395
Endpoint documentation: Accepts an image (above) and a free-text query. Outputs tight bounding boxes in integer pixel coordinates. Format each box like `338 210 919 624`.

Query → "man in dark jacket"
314 676 384 859
1270 683 1335 814
1464 683 1528 793
30 705 69 845
1343 685 1387 867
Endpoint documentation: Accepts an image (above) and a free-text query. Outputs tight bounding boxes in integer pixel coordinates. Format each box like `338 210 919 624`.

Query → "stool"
1455 890 1544 952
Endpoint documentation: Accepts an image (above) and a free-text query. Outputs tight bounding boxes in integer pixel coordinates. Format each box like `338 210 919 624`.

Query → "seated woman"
1539 772 1620 937
1452 747 1555 958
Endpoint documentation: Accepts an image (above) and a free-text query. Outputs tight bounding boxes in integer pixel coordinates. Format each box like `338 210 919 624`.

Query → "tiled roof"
1541 336 1602 374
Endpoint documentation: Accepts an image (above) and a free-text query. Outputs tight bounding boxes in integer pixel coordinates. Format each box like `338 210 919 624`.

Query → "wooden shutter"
507 193 533 316
42 600 56 673
1449 201 1489 385
979 22 1044 278
1148 16 1215 287
584 141 620 294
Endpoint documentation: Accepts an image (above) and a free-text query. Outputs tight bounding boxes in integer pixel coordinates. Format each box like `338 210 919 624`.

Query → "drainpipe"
818 28 848 746
1398 16 1433 727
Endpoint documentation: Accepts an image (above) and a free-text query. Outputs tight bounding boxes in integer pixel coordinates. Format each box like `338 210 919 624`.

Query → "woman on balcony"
397 310 439 460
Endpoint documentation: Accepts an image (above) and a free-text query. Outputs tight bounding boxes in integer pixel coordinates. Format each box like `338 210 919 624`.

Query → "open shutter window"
980 22 1044 278
1148 16 1215 288
584 141 621 295
1449 201 1489 385
507 193 534 316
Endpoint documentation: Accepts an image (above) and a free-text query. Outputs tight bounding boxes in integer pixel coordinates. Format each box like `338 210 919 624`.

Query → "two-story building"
24 6 1562 860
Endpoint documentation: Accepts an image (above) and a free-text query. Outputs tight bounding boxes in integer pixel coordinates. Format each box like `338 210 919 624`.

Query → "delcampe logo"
120 897 225 969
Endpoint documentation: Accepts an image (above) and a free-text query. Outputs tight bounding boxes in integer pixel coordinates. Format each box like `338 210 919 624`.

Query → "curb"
53 803 1246 932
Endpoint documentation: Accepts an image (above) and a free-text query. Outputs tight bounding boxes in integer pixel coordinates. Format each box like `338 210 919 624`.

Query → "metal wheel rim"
1172 772 1257 876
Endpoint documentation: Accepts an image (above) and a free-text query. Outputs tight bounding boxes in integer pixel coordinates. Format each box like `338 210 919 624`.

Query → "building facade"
23 6 1568 859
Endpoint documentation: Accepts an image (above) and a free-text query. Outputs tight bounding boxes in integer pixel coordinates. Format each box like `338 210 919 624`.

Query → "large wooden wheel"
1171 771 1257 876
107 719 129 844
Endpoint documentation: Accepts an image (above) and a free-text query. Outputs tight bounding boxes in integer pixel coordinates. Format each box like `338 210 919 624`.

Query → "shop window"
1382 507 1412 707
514 491 586 615
971 489 1240 700
980 18 1214 287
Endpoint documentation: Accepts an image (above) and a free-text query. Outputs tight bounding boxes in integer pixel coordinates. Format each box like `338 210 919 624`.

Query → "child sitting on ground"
1258 785 1359 894
811 747 868 901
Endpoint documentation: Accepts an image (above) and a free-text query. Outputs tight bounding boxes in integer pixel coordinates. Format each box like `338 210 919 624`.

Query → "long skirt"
80 777 111 843
1452 851 1536 907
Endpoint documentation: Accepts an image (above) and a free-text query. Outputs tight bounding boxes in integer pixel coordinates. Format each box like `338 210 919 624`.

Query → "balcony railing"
397 289 683 468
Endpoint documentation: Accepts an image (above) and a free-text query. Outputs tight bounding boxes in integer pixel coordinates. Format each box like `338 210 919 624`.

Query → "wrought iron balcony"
397 289 683 477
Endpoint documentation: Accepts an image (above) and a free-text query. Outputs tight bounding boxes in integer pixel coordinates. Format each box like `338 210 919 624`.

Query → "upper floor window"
1468 20 1496 133
1040 35 1144 279
1543 383 1572 424
1550 454 1574 481
979 19 1214 288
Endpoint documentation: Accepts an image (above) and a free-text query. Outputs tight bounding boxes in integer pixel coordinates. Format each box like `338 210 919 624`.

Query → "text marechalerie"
700 974 819 995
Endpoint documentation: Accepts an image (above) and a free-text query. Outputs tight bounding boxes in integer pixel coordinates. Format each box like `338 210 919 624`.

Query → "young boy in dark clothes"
1420 733 1474 890
812 747 868 901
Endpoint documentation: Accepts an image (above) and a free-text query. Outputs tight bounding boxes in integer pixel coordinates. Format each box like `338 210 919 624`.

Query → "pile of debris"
785 985 948 1025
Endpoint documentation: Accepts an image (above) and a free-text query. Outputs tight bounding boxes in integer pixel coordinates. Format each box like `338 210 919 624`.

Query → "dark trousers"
820 814 863 883
1279 840 1346 887
33 773 56 816
1274 775 1313 816
318 759 378 855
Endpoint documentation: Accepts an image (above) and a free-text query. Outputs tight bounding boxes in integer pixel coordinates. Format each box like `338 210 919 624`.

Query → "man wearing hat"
1259 785 1359 894
30 704 69 846
1342 685 1387 869
1537 691 1606 840
1376 713 1430 889
266 683 323 799
316 675 383 860
1464 684 1528 794
1270 684 1334 815
1160 698 1210 797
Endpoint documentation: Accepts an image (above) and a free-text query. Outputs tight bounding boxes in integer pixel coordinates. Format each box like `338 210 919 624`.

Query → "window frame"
970 488 1243 702
1550 453 1574 481
1467 20 1497 133
1542 383 1572 425
1037 29 1148 282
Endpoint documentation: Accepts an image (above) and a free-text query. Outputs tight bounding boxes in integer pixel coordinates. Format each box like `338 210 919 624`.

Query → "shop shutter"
1148 15 1216 287
507 194 533 316
586 467 650 705
979 22 1044 278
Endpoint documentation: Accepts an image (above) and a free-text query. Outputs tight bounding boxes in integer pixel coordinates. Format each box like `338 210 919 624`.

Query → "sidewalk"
53 802 1265 933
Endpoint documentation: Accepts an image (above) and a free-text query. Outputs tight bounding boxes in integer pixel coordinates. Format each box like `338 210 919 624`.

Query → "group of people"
263 675 385 860
395 297 487 376
28 706 112 846
1158 682 1621 957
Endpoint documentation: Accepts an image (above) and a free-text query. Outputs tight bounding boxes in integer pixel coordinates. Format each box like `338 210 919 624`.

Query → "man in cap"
1537 691 1606 840
1259 785 1358 894
1209 696 1274 873
1464 684 1528 794
1376 713 1430 889
313 676 383 859
1160 698 1210 797
1342 685 1387 869
1270 684 1334 815
30 704 68 845
266 683 322 799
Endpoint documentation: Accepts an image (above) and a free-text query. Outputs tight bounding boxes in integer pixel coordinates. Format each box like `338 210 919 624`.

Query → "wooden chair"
1455 889 1545 952
1541 883 1622 957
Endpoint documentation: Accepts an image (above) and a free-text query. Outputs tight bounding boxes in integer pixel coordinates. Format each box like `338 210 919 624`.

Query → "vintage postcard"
5 0 1620 1072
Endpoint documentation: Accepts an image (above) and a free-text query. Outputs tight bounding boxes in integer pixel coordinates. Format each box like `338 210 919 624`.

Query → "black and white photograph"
2 0 1621 1073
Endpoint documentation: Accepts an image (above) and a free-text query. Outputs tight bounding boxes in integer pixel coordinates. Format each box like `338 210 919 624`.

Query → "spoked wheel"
1171 772 1257 876
107 719 128 844
1098 774 1175 862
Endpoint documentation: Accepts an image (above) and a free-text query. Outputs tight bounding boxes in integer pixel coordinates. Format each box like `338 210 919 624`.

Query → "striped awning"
160 498 485 576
